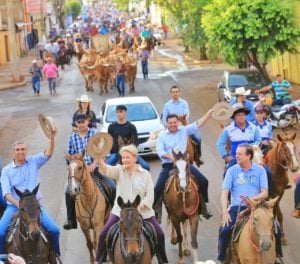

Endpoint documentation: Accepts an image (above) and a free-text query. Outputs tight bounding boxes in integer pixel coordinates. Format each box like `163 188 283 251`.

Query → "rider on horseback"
0 135 61 257
162 85 203 166
154 109 215 219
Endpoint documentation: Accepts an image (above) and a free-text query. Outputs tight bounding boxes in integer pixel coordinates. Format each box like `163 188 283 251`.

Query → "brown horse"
6 185 59 264
266 133 299 245
230 197 278 264
67 153 111 263
111 195 152 264
164 150 201 264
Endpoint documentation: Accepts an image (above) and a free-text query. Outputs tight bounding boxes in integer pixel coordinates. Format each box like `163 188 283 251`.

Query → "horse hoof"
281 236 288 245
171 237 177 245
183 249 191 256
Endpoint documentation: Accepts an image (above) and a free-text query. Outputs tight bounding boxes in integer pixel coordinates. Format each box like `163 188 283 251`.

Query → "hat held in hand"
87 132 113 159
38 114 56 139
211 102 233 121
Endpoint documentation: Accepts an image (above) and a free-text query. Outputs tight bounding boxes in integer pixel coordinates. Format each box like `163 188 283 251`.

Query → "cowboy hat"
231 103 250 118
76 94 92 103
211 102 233 121
32 59 37 64
233 87 251 96
38 114 56 139
87 132 113 159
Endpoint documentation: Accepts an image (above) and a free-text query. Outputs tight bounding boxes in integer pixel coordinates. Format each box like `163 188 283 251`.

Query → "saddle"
232 209 251 242
106 221 156 263
92 173 116 209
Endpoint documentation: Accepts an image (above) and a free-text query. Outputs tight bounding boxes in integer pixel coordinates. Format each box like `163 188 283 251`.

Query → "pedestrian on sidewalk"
140 45 149 79
29 59 43 95
42 57 59 94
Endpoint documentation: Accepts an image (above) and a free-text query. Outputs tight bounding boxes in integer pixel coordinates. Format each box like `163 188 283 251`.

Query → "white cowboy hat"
231 103 250 118
38 114 56 139
233 87 251 96
32 59 37 64
76 94 92 103
211 102 234 121
87 132 113 159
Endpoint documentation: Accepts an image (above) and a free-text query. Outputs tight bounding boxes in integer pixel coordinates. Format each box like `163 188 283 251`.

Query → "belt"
162 163 174 169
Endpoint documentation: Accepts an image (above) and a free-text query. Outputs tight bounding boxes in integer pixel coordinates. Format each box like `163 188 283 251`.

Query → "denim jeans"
0 184 7 209
106 153 150 171
141 61 148 78
116 74 125 97
295 176 300 209
32 76 41 94
47 78 56 92
272 98 291 106
0 204 60 255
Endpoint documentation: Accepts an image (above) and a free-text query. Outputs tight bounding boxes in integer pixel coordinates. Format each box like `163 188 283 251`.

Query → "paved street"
0 40 299 264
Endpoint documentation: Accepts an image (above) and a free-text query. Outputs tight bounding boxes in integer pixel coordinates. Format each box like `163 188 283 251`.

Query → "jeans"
0 204 60 255
272 98 291 106
106 153 150 171
116 74 125 97
217 206 282 261
141 61 148 78
295 176 300 209
154 163 208 206
47 78 56 93
32 76 41 94
96 214 167 263
0 184 7 209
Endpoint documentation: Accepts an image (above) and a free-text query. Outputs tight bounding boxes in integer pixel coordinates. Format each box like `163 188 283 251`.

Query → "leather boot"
64 192 77 230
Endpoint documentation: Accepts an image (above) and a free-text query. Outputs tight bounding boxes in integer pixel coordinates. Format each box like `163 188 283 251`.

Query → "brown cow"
124 59 137 93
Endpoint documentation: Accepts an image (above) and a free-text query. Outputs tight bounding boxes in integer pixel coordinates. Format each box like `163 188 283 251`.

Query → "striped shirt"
67 128 97 165
162 98 189 126
271 80 291 100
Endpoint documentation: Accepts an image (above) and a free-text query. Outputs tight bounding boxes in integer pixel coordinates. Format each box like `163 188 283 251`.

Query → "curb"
0 77 28 91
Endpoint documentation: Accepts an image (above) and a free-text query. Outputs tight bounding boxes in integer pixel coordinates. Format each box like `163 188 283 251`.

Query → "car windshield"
228 72 266 91
106 103 158 122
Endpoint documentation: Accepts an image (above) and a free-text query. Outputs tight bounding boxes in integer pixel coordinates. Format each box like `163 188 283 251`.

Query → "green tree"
111 0 130 11
202 0 300 81
64 0 81 20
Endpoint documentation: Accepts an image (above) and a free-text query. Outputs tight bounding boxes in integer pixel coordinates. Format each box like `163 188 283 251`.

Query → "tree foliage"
64 0 81 20
202 0 300 80
112 0 130 11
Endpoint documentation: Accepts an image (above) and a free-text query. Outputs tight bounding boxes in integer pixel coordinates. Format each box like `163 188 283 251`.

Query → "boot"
199 199 213 220
64 192 77 230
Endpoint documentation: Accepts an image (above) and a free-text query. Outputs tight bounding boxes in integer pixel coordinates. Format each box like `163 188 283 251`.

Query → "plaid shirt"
67 128 96 165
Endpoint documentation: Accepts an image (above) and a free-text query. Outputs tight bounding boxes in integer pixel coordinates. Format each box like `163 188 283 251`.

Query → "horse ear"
32 184 40 196
66 153 72 162
292 133 296 140
172 149 177 157
277 134 282 141
132 195 141 208
183 150 189 160
266 196 279 209
14 187 23 199
248 198 258 208
117 196 125 209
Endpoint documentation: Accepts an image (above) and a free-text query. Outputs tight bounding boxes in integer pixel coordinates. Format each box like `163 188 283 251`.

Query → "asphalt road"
0 44 299 264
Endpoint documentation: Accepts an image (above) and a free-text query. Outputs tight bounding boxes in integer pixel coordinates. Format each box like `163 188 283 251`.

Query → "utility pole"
7 0 20 82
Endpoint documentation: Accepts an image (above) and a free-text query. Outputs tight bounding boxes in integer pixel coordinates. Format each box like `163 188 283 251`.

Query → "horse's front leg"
276 203 287 246
189 215 199 263
182 220 191 256
172 219 185 264
80 226 95 263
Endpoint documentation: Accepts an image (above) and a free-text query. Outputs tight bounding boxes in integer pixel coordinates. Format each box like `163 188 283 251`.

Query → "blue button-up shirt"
1 152 49 204
162 98 189 126
157 122 199 164
252 120 272 140
223 163 268 206
67 128 97 165
230 99 255 122
217 121 261 158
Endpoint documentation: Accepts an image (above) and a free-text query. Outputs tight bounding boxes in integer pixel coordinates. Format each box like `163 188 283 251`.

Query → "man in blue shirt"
0 131 60 257
162 85 203 166
218 144 282 263
257 74 294 106
154 108 214 219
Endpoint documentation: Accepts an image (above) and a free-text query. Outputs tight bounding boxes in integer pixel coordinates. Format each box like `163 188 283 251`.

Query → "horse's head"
118 135 134 149
66 152 86 197
15 184 41 241
118 195 143 263
248 197 278 251
172 149 190 191
277 133 299 172
252 145 264 165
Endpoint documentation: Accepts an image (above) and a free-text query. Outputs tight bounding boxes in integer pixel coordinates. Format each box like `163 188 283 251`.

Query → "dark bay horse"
266 133 299 245
230 197 278 264
6 185 58 264
67 152 111 263
164 150 201 264
110 195 152 264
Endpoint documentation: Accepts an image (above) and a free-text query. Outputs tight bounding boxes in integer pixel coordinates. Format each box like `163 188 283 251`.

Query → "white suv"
97 96 164 156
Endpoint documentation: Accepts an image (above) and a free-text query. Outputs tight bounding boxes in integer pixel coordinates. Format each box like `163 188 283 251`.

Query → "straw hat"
38 114 56 139
87 132 113 159
233 87 251 96
76 94 92 103
231 103 250 118
211 102 233 121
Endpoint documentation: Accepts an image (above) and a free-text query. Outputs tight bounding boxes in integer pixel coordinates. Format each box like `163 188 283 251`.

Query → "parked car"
217 69 268 103
97 96 164 156
152 29 162 45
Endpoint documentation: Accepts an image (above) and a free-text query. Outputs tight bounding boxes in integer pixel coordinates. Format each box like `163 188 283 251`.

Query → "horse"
229 197 279 264
67 152 111 263
6 185 59 264
164 150 201 264
109 195 153 264
265 133 299 245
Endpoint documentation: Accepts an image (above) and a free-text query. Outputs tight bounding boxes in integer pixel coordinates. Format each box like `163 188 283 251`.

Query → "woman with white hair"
95 144 168 264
